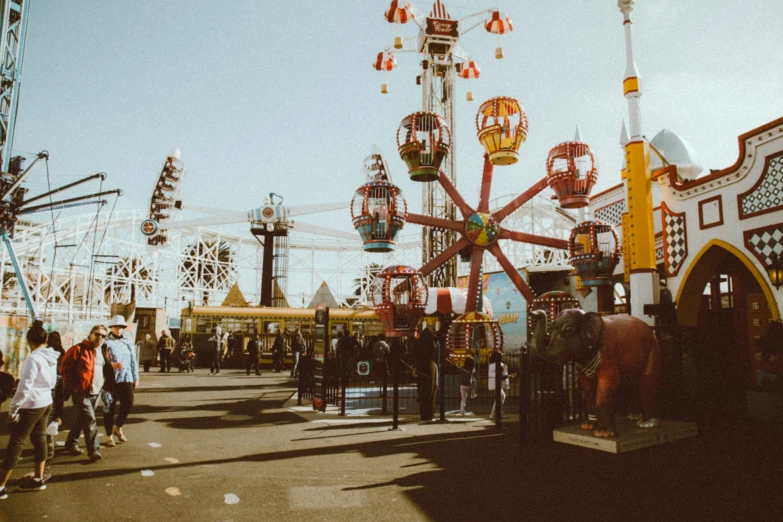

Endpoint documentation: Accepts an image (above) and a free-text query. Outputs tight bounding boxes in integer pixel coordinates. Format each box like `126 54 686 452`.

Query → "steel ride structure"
376 0 514 288
138 151 365 308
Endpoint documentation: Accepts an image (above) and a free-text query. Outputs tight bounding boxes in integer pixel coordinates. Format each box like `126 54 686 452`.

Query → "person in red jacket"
59 324 120 462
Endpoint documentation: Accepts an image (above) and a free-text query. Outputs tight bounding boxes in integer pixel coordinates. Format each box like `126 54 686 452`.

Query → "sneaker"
113 427 127 442
105 435 116 447
0 487 7 500
65 446 83 456
89 452 102 462
18 476 46 491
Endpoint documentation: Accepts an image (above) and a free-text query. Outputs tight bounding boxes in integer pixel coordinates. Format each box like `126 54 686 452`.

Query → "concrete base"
553 418 698 453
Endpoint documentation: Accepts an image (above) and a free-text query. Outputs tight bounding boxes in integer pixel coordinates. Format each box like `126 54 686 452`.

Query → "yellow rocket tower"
618 0 658 325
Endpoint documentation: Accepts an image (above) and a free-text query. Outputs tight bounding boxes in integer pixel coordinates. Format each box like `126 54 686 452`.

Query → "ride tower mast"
378 0 512 288
0 0 30 172
618 0 658 324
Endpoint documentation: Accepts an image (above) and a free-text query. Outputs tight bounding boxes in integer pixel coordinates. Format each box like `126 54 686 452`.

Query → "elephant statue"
530 309 661 437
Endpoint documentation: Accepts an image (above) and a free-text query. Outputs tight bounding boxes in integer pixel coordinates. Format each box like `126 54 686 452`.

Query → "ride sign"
356 361 371 376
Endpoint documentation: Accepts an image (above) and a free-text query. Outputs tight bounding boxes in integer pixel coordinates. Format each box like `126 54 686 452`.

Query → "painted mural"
458 269 528 355
0 315 136 378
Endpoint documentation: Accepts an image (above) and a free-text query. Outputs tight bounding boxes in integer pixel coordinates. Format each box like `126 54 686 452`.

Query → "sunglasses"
93 333 107 339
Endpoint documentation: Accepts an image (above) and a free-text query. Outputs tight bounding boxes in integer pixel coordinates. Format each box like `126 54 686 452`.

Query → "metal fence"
297 351 588 437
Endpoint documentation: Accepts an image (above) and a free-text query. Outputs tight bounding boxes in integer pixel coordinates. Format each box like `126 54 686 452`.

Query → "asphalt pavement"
0 368 780 521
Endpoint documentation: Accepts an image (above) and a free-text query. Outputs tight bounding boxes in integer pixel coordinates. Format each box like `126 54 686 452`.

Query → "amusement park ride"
376 0 514 288
361 1 625 358
139 150 359 306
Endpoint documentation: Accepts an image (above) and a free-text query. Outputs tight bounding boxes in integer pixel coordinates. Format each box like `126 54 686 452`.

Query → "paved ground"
0 369 781 521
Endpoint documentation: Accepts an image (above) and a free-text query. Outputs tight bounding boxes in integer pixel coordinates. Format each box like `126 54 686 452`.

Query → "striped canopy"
425 287 492 316
485 11 513 34
373 51 398 72
459 60 481 80
384 0 412 24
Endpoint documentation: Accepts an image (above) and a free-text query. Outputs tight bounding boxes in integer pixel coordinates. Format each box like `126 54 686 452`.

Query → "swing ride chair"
0 152 121 320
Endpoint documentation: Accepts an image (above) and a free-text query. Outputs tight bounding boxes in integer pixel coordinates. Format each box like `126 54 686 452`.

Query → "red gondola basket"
546 141 599 209
397 112 451 182
351 181 407 253
568 220 620 287
371 266 428 337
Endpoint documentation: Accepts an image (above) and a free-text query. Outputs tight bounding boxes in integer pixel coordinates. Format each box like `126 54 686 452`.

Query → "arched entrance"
676 241 778 423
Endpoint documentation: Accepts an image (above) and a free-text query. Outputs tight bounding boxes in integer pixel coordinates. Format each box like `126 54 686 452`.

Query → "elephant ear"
582 312 603 349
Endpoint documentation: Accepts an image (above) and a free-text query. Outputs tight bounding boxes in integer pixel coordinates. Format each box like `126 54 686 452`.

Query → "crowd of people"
0 315 140 499
0 317 512 498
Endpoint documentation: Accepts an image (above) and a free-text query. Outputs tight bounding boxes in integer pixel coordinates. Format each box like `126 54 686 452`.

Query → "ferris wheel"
138 149 359 306
352 94 603 313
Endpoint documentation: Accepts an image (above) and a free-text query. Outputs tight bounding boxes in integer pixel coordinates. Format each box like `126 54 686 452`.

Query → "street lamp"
767 253 783 290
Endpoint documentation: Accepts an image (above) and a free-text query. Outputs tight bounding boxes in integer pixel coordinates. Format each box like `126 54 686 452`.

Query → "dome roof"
649 129 703 180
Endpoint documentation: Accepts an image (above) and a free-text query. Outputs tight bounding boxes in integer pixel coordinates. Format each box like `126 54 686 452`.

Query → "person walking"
60 324 119 462
209 329 222 375
245 334 262 376
459 356 477 417
0 352 15 406
138 334 157 373
488 350 512 421
158 330 175 373
0 321 59 498
290 329 305 377
42 331 66 482
412 324 438 421
272 330 285 373
102 316 138 447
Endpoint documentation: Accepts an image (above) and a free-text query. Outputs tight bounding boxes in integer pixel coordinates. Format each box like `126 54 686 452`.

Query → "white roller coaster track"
0 194 574 321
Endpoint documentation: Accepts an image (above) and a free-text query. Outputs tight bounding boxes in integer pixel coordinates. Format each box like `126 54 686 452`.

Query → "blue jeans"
2 405 51 471
65 392 101 456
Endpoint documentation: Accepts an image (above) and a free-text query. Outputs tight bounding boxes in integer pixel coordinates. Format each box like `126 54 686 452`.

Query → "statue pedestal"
553 418 698 454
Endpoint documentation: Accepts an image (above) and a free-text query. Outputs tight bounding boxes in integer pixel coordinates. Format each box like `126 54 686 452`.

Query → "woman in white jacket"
0 320 59 499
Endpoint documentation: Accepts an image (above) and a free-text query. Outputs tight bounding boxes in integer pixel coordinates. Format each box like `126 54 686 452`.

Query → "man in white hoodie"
0 320 59 499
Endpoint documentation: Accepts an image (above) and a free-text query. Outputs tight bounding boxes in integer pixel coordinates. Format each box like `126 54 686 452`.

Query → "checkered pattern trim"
662 203 687 277
739 153 783 218
655 235 664 263
594 199 625 226
744 224 783 266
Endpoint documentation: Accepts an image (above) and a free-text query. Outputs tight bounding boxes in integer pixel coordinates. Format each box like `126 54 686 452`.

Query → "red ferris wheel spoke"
406 212 464 232
478 154 494 214
420 237 471 277
465 247 484 313
492 176 549 222
498 228 570 250
436 171 474 219
487 243 537 303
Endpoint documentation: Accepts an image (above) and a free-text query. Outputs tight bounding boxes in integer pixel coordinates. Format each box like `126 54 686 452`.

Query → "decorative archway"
676 239 780 326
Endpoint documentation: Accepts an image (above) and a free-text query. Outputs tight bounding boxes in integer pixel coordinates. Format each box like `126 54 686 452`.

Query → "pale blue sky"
13 0 783 234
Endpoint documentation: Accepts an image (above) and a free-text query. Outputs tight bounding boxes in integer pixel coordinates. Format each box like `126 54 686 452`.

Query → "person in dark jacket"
413 325 438 421
157 330 175 373
272 330 285 373
246 334 262 376
290 329 305 377
0 352 14 407
43 331 65 481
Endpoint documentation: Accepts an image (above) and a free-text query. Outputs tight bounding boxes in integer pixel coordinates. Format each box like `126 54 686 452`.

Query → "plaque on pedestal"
553 418 698 454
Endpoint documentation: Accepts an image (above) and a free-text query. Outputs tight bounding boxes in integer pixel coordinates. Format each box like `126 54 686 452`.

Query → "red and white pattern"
485 11 513 34
424 287 492 315
459 60 481 80
373 51 398 72
430 0 451 20
384 0 412 24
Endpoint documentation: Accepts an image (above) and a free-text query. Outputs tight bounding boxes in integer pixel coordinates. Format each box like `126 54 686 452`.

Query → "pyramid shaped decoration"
307 281 339 309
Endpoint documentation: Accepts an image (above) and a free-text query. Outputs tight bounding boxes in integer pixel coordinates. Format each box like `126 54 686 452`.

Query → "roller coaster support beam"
1 228 37 320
